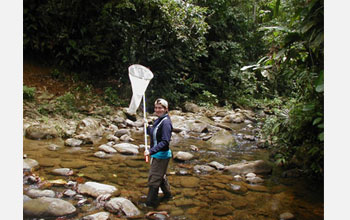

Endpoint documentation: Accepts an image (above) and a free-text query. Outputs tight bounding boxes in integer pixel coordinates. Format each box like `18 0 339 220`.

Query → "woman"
144 98 173 207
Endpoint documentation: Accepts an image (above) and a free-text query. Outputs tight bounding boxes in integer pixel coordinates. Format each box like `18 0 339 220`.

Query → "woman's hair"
154 98 168 109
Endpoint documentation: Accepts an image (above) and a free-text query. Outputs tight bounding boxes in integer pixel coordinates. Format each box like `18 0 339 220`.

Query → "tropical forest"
23 0 324 219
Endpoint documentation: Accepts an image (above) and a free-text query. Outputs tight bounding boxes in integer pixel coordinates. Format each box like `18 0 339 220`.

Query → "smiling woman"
144 98 173 207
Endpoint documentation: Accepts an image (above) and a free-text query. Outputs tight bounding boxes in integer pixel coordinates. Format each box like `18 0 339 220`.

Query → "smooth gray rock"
23 158 39 171
224 160 272 174
23 197 76 217
194 165 215 172
51 168 73 176
82 211 110 220
23 194 32 202
77 182 117 198
64 138 83 147
114 129 130 137
105 197 141 217
26 189 55 198
113 143 139 155
208 129 236 146
174 151 194 161
75 117 104 137
25 124 58 140
280 212 295 220
94 151 112 159
47 144 61 151
208 161 225 170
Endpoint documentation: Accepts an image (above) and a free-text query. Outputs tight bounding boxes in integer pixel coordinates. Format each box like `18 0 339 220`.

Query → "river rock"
184 102 200 113
243 134 255 141
245 173 256 178
25 124 58 140
51 168 74 176
120 134 134 142
77 182 118 198
115 129 130 137
189 121 208 133
64 138 83 147
280 212 295 220
194 165 215 173
228 183 248 195
174 151 194 161
94 151 112 159
246 176 264 184
98 144 117 153
26 189 55 198
208 161 225 170
105 197 141 217
76 117 104 137
47 144 61 151
82 211 110 220
106 134 119 142
224 160 272 174
208 129 236 146
234 175 243 181
23 197 76 217
63 189 77 197
23 158 39 171
24 194 32 202
113 143 139 155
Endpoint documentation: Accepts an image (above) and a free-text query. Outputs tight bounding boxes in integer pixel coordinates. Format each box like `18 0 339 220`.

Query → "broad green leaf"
313 117 322 125
316 84 324 92
302 104 315 111
318 132 324 141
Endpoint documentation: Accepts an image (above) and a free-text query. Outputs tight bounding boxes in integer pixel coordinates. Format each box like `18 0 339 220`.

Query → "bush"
23 85 36 100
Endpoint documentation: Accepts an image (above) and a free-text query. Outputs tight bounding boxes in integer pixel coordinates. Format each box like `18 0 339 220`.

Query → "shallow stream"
23 121 323 220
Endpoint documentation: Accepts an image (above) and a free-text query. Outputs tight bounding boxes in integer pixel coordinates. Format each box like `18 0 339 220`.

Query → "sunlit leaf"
313 117 322 125
302 104 315 111
318 132 324 141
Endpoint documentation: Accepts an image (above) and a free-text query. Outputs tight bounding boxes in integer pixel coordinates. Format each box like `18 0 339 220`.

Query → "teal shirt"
151 149 172 159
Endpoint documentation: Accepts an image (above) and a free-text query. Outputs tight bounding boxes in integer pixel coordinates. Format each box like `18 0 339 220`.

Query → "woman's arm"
149 121 172 155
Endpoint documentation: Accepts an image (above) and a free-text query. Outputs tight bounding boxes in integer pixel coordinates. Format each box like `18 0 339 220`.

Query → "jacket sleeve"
149 120 172 155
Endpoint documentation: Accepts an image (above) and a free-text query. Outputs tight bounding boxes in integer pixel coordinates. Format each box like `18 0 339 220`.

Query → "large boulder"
113 143 139 155
25 124 58 140
224 160 272 175
77 182 118 198
75 117 104 137
105 197 141 217
183 102 200 113
23 197 76 218
208 129 236 146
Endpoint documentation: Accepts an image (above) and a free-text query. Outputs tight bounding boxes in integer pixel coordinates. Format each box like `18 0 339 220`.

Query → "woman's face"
154 103 167 117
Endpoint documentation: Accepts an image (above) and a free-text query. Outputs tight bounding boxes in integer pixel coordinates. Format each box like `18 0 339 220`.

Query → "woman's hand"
143 118 149 127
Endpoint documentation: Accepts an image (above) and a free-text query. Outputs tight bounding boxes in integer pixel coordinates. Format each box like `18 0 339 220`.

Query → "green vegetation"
23 86 36 100
24 0 323 177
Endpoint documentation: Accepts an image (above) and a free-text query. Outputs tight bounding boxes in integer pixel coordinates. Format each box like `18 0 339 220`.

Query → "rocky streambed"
23 103 324 220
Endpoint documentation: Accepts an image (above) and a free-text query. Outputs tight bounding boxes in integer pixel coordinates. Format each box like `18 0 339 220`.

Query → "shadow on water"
23 124 324 220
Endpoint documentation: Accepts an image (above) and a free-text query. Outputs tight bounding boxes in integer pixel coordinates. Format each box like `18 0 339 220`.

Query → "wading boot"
146 186 159 207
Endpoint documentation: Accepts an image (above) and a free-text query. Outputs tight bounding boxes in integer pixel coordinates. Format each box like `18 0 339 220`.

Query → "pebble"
280 212 294 219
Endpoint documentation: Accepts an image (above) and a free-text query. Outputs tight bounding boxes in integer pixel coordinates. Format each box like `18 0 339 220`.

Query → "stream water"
23 120 323 220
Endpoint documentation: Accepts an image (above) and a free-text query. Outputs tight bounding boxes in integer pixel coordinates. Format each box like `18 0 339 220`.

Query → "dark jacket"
146 113 172 155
